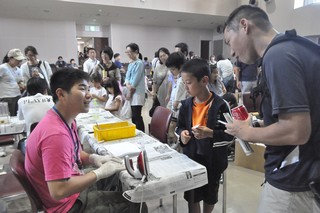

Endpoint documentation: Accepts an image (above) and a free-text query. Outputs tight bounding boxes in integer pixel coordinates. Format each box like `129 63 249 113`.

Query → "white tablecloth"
0 116 25 135
76 109 208 203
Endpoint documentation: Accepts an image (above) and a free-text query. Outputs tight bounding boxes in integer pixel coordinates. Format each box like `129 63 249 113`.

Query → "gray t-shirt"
262 35 320 191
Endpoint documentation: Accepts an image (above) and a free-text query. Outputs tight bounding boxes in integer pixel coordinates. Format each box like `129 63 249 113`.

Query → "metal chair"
9 150 44 213
149 106 173 144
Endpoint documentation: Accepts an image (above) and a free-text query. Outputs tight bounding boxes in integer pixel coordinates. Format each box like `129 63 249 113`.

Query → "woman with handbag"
151 47 170 107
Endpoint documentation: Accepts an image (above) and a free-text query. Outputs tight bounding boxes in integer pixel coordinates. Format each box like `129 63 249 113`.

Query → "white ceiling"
0 0 227 30
0 0 230 48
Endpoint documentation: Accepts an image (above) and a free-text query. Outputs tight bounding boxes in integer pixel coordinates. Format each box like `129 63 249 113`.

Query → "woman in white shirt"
0 49 25 116
20 46 52 87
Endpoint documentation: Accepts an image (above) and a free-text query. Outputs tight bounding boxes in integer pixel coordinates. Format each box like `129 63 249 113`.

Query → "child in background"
89 73 107 108
208 64 226 97
175 58 233 213
104 78 123 117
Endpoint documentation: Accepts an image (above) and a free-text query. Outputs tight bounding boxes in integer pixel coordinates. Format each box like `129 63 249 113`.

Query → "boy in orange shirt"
176 58 233 213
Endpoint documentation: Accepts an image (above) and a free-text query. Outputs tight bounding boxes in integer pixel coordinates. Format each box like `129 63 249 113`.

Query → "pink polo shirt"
25 109 82 213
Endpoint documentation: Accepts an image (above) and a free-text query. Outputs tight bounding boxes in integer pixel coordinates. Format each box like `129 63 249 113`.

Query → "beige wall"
110 23 214 62
0 18 77 64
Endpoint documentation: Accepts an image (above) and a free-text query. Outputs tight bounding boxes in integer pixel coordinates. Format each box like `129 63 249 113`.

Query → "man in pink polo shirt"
25 68 146 213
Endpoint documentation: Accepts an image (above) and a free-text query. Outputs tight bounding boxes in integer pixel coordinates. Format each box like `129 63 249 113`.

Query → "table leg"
222 170 227 213
173 194 177 213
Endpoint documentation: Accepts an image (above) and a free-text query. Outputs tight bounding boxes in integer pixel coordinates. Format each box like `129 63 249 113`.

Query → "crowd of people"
0 4 319 213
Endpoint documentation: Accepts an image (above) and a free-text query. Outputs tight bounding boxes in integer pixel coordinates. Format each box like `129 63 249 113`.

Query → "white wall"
0 18 77 64
240 0 320 36
65 0 238 16
110 24 214 62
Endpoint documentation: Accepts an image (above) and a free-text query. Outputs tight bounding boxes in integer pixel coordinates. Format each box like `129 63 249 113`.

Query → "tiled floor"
0 95 265 213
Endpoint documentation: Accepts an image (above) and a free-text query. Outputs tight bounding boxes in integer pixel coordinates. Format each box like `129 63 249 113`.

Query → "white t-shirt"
83 58 99 75
90 86 107 108
0 63 23 98
105 94 122 117
217 59 234 79
17 93 54 135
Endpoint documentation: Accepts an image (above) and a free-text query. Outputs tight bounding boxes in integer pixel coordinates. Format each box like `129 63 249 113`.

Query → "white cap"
7 49 26 61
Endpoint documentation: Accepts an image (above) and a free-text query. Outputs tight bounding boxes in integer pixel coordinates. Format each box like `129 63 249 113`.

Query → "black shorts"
184 154 221 205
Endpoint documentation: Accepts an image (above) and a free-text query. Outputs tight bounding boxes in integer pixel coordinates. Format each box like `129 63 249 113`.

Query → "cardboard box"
234 141 265 173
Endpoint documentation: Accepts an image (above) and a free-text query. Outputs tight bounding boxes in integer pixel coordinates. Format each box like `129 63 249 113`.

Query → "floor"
0 95 265 213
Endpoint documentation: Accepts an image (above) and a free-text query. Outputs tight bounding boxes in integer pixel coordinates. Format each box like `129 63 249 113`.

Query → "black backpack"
251 29 320 117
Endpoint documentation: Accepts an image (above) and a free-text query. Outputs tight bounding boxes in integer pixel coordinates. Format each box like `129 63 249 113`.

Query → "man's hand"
225 115 252 141
89 154 122 168
92 161 125 181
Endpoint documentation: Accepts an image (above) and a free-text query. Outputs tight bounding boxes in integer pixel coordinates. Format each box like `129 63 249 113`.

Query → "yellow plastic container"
93 121 136 142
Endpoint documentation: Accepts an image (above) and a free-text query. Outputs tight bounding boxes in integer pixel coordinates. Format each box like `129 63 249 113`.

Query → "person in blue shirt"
124 43 145 132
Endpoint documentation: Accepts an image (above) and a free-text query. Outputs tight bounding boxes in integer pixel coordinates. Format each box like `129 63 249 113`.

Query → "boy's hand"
192 126 213 139
180 130 191 144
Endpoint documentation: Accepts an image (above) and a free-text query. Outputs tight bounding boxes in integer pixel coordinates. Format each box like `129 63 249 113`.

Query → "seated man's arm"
47 172 96 200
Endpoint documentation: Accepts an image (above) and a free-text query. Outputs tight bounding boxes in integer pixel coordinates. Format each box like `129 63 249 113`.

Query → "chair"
30 122 39 134
148 106 173 207
0 135 15 156
149 106 173 144
9 150 44 213
242 92 262 113
0 167 26 202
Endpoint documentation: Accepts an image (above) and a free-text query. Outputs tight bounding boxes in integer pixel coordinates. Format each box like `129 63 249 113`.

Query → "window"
84 25 100 32
295 0 320 9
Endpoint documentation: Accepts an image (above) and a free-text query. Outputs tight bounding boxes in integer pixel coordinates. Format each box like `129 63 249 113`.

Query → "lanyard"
52 106 82 169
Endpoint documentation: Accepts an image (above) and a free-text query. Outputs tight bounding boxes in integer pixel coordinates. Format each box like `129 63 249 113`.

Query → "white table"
76 109 208 212
0 116 25 157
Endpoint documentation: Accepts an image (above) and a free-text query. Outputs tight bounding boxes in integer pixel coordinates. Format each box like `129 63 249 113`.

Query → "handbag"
149 96 160 117
120 100 132 120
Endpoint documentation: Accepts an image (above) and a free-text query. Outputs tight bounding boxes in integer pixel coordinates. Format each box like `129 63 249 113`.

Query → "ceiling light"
98 9 102 12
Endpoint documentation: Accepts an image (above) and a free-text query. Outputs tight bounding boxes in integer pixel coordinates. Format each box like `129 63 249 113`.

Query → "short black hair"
114 53 120 59
27 77 49 95
24 46 38 55
222 92 238 109
87 48 96 52
58 56 63 60
165 52 186 70
181 58 210 81
224 5 272 32
175 42 189 56
91 72 103 83
100 46 114 59
50 68 90 103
